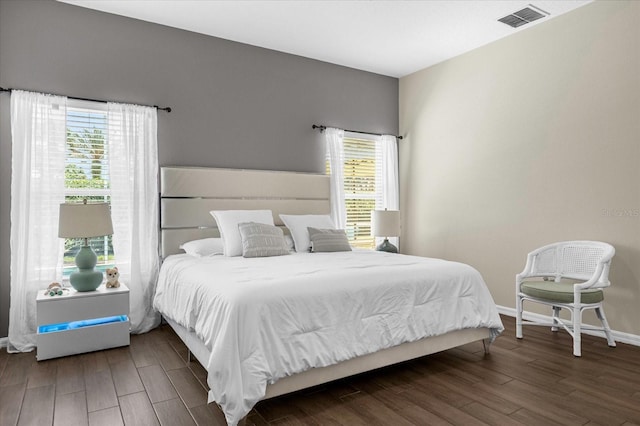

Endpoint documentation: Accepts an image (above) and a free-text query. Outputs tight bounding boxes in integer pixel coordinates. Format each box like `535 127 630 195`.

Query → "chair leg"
596 306 616 348
573 307 582 357
551 306 560 332
516 294 523 339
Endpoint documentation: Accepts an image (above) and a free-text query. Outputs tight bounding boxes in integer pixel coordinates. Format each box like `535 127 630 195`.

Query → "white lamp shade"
59 202 114 238
372 210 400 238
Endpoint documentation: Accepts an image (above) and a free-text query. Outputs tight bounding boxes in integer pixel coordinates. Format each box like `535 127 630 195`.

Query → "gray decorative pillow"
238 222 290 258
307 227 352 252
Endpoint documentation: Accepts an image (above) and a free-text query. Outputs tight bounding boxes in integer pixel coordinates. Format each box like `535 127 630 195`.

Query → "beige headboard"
160 167 331 257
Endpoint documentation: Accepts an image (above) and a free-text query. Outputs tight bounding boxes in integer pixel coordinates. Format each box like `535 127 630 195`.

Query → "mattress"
153 250 504 425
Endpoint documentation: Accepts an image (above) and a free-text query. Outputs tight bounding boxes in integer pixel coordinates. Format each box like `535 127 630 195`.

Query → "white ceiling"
58 0 592 78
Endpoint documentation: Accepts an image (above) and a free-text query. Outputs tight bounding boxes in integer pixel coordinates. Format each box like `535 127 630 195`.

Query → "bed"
154 166 504 425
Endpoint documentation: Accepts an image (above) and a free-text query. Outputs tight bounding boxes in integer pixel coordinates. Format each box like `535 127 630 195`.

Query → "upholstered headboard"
160 166 331 257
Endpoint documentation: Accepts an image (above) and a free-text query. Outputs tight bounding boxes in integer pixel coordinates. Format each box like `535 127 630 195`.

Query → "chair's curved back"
526 241 615 284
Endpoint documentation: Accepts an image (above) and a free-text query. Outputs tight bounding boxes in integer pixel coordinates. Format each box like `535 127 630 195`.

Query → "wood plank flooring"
1 315 639 425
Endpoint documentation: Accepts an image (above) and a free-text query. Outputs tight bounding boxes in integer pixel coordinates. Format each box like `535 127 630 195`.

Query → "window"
63 100 114 275
327 135 383 249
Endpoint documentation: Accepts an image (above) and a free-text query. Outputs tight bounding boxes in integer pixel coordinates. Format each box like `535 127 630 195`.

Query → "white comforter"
153 250 503 425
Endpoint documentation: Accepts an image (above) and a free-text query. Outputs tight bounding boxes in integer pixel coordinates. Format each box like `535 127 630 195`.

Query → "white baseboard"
497 305 640 347
4 312 638 349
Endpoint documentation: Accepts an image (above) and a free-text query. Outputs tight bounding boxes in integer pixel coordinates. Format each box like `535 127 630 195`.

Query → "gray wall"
0 0 399 337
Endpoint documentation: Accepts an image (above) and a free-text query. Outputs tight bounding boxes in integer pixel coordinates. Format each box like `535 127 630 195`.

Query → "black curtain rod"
312 124 403 140
0 87 171 112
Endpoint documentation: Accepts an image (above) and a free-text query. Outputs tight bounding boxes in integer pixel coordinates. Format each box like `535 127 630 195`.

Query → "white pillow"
279 214 336 253
179 238 224 257
210 210 274 256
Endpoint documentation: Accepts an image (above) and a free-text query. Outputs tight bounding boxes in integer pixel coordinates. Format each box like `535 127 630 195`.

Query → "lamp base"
70 244 103 292
70 270 104 292
376 238 398 253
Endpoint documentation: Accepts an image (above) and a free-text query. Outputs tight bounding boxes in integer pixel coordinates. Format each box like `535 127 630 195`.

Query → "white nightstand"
36 283 130 361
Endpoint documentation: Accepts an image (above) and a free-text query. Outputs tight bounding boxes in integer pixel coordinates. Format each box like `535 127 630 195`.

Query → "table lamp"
59 200 114 292
372 209 400 253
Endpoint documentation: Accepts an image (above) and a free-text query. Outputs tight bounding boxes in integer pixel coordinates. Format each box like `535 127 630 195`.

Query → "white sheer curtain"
325 127 346 229
9 91 67 352
108 103 160 334
376 134 400 247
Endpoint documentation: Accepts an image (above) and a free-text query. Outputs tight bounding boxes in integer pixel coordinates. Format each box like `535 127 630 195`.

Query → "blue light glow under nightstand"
38 315 129 334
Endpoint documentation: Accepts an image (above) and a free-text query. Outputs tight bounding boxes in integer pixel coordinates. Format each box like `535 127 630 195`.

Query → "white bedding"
153 250 503 425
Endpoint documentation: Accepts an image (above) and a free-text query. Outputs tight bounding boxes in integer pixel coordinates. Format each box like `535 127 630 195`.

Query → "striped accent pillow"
238 222 290 258
307 227 352 252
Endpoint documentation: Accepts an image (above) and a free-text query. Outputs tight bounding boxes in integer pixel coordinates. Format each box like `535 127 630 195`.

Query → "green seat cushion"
521 281 604 304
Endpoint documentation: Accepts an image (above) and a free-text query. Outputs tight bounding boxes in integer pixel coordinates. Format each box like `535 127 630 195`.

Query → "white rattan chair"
515 241 616 356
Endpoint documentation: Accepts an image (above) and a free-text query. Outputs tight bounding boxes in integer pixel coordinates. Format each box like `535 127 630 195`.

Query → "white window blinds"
328 135 384 249
343 137 382 248
63 101 113 273
65 104 109 193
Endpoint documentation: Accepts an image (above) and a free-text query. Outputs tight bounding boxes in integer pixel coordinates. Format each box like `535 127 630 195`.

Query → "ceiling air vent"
498 5 549 28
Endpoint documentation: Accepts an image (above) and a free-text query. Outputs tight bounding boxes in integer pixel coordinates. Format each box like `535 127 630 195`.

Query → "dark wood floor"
1 315 639 425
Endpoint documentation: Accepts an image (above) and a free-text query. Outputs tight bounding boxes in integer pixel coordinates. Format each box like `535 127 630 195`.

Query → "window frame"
327 132 383 249
63 99 114 276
